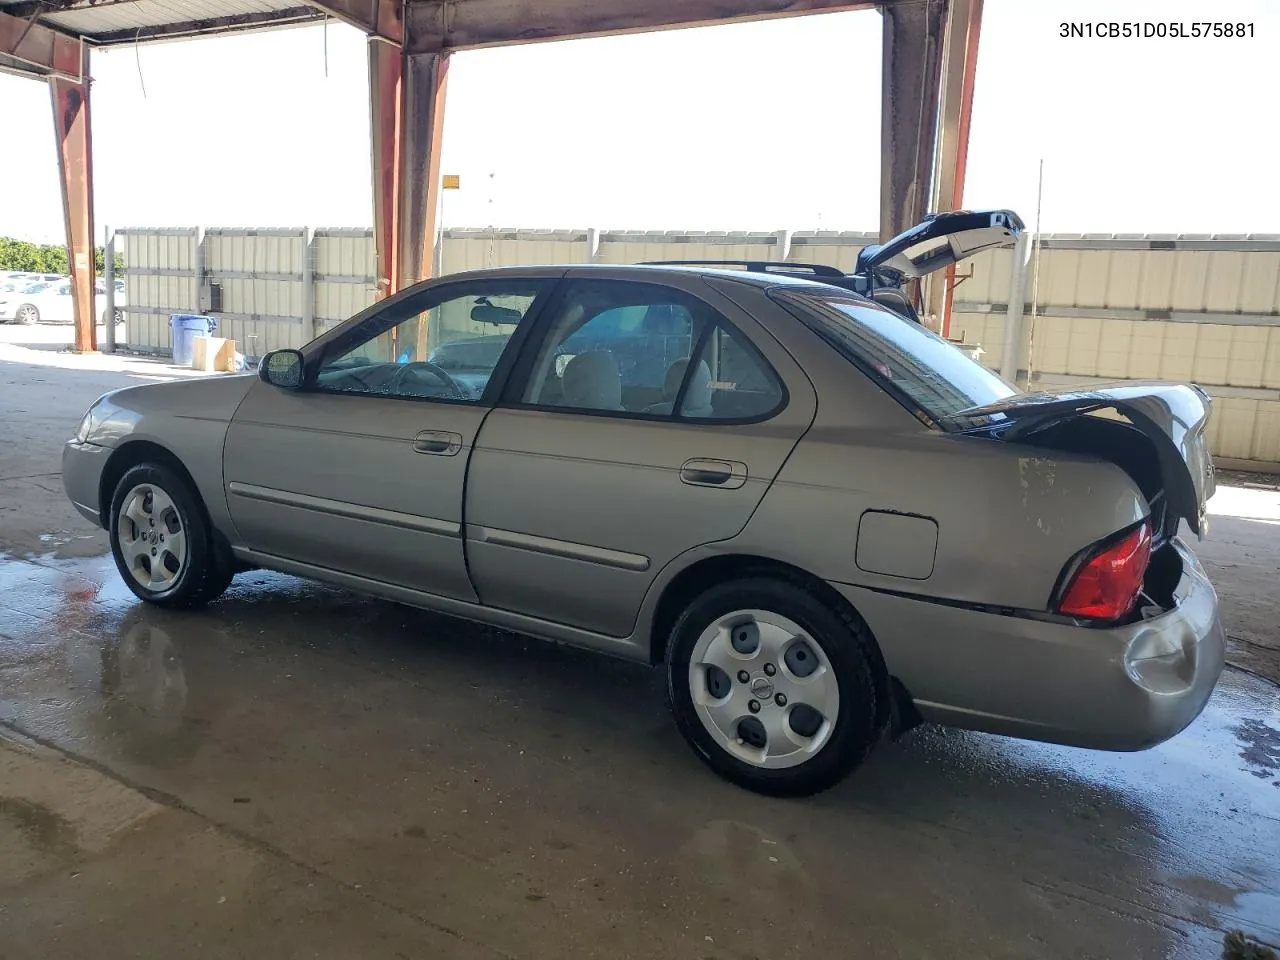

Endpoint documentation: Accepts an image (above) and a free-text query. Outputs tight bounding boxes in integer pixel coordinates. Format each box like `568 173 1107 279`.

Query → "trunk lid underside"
952 382 1215 537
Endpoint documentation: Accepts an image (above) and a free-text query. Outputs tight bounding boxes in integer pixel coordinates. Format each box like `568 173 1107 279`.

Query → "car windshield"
429 337 508 371
772 288 1019 427
21 282 51 294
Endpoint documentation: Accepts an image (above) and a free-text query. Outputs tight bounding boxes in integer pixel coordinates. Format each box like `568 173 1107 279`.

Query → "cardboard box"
191 336 239 373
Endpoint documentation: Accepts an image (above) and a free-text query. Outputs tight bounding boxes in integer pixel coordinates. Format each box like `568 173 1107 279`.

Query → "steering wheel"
388 361 469 399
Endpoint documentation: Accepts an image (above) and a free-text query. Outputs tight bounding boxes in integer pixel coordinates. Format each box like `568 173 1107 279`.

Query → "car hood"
950 382 1215 537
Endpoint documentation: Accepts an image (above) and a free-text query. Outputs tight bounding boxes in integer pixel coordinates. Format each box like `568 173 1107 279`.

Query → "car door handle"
680 458 747 489
411 430 463 456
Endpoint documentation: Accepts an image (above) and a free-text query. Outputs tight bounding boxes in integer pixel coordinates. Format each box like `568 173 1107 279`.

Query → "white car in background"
0 273 64 295
0 278 125 325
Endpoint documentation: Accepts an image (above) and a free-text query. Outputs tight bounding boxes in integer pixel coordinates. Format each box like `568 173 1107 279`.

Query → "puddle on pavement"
1233 718 1280 783
1 549 1279 953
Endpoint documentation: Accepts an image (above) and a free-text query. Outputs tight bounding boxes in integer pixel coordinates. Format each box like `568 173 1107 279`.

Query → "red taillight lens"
1057 523 1152 620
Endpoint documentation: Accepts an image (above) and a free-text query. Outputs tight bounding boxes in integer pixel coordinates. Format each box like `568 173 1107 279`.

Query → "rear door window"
515 278 784 421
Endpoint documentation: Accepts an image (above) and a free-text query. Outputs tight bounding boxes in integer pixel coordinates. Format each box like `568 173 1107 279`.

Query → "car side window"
516 279 783 421
314 281 549 402
680 324 785 420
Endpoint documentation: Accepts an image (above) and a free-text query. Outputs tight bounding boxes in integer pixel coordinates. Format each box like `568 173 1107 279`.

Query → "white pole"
1000 231 1031 383
301 227 315 343
434 180 445 278
1025 160 1046 388
103 225 116 353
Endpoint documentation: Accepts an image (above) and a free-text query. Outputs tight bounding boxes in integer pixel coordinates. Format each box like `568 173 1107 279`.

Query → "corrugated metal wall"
202 228 306 356
117 228 199 352
314 228 378 334
117 227 1280 467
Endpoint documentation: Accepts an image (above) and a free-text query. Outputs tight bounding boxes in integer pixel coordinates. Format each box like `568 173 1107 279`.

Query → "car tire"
108 462 233 609
666 576 880 798
15 304 39 325
102 307 122 325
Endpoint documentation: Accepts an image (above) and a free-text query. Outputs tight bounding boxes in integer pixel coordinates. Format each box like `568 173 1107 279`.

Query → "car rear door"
222 276 557 601
463 271 818 639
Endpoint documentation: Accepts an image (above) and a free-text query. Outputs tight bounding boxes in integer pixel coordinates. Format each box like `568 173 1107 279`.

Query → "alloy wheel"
116 484 188 591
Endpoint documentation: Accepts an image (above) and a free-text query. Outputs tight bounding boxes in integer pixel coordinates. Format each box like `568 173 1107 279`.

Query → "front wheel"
109 463 233 608
15 304 39 325
667 577 880 797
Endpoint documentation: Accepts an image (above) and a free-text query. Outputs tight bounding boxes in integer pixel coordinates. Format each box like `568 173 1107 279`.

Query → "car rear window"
771 288 1019 427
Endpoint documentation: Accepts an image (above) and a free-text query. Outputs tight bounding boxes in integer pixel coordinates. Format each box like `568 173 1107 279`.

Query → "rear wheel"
109 463 233 608
15 304 39 325
667 577 879 797
102 307 123 325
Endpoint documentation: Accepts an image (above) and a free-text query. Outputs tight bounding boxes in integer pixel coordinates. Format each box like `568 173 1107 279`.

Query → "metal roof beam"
303 0 403 43
0 7 85 80
404 0 881 54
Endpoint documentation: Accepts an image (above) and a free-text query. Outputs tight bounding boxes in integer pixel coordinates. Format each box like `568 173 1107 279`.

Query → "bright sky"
1 0 1277 243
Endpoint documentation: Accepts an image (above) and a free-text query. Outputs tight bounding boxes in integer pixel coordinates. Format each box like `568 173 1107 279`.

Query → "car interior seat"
644 358 715 417
561 351 624 411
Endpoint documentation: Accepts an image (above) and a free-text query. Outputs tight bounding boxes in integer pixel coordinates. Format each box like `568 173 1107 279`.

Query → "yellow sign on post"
442 174 461 189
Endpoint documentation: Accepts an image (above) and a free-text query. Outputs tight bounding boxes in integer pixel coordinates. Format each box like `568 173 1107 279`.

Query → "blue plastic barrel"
170 314 217 365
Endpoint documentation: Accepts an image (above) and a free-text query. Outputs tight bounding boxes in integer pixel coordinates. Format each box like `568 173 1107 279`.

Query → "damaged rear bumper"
831 539 1225 751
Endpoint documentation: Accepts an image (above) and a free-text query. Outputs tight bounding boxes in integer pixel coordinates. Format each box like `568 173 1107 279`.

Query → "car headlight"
74 409 95 443
74 393 112 444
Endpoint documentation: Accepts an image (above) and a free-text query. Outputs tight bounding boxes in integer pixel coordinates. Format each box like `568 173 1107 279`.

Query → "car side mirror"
259 349 305 389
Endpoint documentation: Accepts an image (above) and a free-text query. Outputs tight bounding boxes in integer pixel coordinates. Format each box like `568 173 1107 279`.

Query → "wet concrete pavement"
3 332 1280 958
2 553 1278 959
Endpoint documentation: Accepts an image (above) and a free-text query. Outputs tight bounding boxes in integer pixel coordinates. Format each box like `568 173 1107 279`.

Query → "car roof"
432 262 854 295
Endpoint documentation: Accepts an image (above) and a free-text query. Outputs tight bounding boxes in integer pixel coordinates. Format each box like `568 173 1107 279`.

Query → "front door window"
314 282 549 402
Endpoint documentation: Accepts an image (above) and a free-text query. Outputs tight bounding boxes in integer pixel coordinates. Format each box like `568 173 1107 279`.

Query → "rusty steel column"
879 0 947 324
927 0 983 338
398 51 450 289
368 38 404 301
49 41 96 352
368 39 450 300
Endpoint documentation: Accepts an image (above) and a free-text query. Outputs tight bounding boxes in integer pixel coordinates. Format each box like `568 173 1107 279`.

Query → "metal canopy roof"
2 0 320 45
1 0 880 79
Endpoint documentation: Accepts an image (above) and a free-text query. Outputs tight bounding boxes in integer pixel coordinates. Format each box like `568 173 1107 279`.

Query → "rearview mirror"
259 349 304 389
471 303 523 325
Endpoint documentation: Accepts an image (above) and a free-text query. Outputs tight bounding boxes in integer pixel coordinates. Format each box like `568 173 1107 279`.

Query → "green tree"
0 236 122 275
0 237 40 271
95 245 125 274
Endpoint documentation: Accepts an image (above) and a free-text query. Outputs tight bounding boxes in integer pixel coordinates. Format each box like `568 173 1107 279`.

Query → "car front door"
463 271 818 639
223 276 556 601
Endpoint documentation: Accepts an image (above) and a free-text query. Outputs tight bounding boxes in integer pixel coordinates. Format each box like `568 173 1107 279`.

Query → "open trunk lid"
854 209 1024 280
950 382 1215 537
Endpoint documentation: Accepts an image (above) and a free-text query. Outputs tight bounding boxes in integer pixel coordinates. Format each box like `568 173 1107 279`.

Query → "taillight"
1057 522 1152 620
